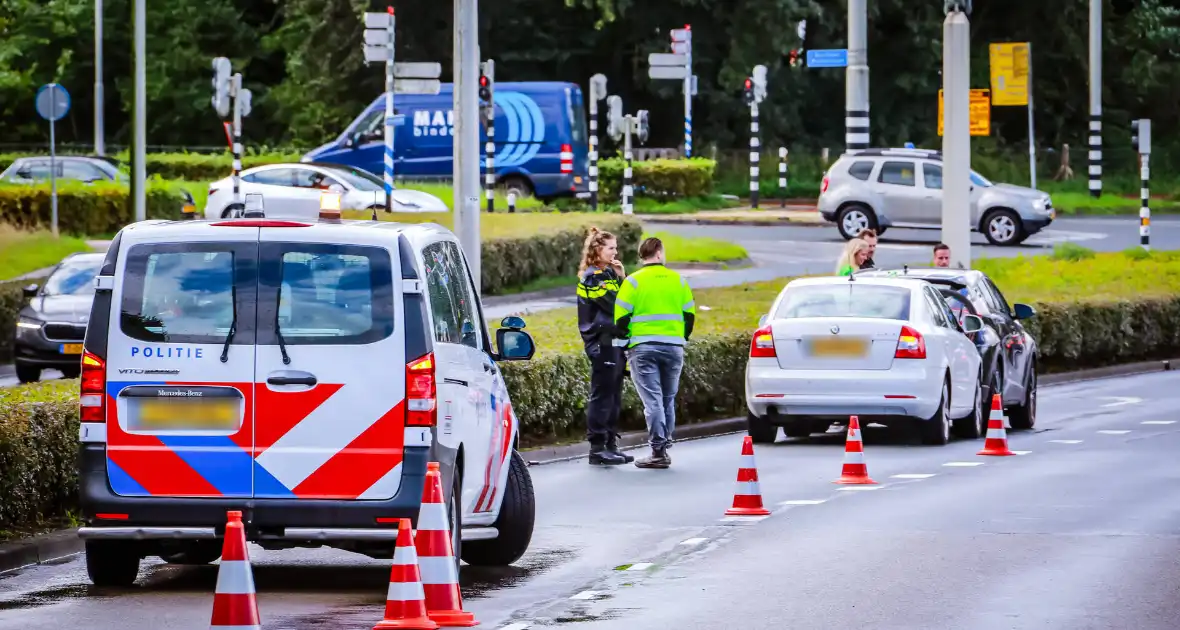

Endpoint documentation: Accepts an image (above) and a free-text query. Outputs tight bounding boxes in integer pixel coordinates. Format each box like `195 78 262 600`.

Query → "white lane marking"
679 537 708 546
720 515 770 523
891 473 936 479
1011 450 1032 455
1097 430 1131 435
1049 440 1084 444
780 499 827 505
838 485 884 491
625 562 653 572
570 590 601 600
1141 420 1177 425
943 462 984 467
1099 396 1142 408
500 624 531 630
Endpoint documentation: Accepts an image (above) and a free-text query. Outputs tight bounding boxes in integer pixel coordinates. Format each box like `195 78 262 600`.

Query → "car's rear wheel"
15 364 40 384
85 540 141 587
1008 366 1037 430
953 374 985 439
920 379 952 446
460 450 535 567
836 204 878 240
982 209 1027 246
747 411 778 444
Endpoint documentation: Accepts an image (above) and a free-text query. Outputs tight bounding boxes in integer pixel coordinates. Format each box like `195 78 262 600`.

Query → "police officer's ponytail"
578 226 616 277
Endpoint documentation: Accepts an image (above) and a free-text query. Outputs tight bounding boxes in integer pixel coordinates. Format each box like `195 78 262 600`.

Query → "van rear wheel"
85 540 141 587
460 450 535 567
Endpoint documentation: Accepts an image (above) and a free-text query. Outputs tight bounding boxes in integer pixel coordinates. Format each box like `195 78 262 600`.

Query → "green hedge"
0 152 301 182
5 294 1179 531
0 279 34 363
0 182 188 236
597 158 715 201
481 218 641 295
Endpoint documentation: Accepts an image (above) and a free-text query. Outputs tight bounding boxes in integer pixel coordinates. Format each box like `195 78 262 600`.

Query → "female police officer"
576 227 633 466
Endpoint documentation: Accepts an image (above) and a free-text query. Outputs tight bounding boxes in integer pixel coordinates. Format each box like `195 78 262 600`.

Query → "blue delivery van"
301 81 590 202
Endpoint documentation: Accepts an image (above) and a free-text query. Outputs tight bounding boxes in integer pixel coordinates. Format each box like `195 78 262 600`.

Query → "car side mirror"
495 328 535 361
22 283 39 298
1012 303 1036 320
961 313 984 333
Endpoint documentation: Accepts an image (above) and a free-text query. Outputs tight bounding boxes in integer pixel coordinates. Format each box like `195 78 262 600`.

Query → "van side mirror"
1012 303 1036 320
495 329 535 361
22 283 39 298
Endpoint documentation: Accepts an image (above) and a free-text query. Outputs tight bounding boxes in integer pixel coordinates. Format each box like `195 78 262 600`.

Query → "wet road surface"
1 371 1178 629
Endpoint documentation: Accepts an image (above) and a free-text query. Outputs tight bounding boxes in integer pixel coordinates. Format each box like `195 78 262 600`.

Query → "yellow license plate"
806 337 869 357
60 343 83 355
135 399 239 430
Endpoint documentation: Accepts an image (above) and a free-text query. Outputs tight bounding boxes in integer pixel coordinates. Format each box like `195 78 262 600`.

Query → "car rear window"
120 244 249 344
775 284 912 320
847 160 875 180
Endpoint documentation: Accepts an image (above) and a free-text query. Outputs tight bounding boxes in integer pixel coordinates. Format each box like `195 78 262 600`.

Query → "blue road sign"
35 84 71 121
806 49 849 69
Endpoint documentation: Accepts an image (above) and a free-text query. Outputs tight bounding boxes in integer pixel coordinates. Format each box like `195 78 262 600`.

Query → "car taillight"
749 324 776 358
406 353 437 427
80 351 106 423
560 143 573 174
895 326 926 359
821 176 830 193
208 188 218 197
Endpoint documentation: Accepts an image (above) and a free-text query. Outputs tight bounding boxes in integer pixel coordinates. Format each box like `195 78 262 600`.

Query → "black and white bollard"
589 105 599 212
622 120 634 215
778 147 788 208
508 191 516 214
485 119 496 212
749 103 760 209
1140 154 1150 251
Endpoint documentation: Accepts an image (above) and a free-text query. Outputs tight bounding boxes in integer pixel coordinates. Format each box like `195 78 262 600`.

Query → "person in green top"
836 238 871 276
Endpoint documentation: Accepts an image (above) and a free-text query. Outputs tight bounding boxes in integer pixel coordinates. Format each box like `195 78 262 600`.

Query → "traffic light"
606 95 624 141
478 60 494 125
788 49 800 68
211 57 232 118
1131 119 1151 155
635 110 650 144
743 78 755 105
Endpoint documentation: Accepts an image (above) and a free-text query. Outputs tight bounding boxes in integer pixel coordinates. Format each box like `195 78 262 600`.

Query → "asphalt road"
2 371 1177 629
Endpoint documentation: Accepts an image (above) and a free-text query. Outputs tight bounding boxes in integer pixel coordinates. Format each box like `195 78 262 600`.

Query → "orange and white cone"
724 436 771 516
210 510 261 630
977 394 1014 456
374 518 439 630
833 416 877 485
417 462 478 627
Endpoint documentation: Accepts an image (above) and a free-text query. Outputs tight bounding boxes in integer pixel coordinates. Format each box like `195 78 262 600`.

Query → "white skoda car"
744 275 985 446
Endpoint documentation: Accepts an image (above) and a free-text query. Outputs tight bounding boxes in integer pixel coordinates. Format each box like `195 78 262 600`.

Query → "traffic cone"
977 394 1015 456
417 462 478 626
374 518 439 630
724 436 771 516
210 510 261 630
833 416 877 485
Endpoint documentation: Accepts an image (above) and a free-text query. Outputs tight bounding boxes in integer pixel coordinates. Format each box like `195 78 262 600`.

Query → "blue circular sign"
35 83 71 122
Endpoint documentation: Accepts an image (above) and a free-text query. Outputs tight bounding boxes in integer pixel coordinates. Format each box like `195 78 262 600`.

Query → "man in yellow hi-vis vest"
613 237 696 469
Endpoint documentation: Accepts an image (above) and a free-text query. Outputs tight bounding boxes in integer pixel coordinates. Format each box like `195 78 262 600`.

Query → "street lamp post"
941 1 972 270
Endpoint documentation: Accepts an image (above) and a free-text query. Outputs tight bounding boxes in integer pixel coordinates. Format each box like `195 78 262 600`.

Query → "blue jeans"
626 343 685 451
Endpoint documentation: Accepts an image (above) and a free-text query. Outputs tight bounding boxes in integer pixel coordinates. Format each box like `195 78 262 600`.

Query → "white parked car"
203 162 449 219
744 275 985 446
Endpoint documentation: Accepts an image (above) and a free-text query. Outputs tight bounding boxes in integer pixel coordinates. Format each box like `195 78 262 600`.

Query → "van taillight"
749 324 776 358
80 351 106 423
406 353 437 427
560 143 573 174
895 326 927 359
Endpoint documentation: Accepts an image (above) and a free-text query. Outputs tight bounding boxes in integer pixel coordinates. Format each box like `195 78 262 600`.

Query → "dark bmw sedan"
13 252 104 383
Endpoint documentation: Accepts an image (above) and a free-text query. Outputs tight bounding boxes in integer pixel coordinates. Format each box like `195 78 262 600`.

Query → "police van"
76 196 538 586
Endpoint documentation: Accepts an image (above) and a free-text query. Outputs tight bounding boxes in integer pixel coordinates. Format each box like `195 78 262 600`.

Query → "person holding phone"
576 226 633 466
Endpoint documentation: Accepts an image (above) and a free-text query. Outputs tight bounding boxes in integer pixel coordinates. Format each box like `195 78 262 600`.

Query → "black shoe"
634 448 670 469
607 434 635 464
589 443 627 466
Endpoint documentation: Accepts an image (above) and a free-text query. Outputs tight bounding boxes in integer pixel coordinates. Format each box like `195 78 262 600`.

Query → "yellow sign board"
937 89 991 137
989 42 1030 106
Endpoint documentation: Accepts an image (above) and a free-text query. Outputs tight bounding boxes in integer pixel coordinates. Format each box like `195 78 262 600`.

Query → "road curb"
0 528 82 575
1039 358 1175 385
644 217 828 228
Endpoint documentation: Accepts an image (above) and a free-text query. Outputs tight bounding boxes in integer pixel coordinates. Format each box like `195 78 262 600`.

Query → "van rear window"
120 244 254 344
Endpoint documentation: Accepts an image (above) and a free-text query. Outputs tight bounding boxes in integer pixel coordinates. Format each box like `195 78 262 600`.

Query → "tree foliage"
0 0 1177 170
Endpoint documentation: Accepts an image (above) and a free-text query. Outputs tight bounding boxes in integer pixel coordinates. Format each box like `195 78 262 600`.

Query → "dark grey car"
12 253 104 383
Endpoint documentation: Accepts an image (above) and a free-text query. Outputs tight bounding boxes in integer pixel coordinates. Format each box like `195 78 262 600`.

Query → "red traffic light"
744 78 752 89
479 76 488 87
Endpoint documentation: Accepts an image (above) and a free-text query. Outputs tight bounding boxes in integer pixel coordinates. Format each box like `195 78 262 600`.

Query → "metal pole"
132 0 146 222
1088 0 1102 198
454 0 481 291
749 102 759 209
50 87 59 238
1140 154 1150 251
779 147 788 208
384 6 395 213
231 74 242 211
94 0 105 156
622 117 633 215
845 0 869 151
589 97 599 211
683 27 693 158
941 9 971 270
1027 43 1036 190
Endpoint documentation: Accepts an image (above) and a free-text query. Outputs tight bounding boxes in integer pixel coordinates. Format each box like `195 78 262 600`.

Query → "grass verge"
339 209 635 240
1051 191 1180 215
647 231 748 264
0 226 93 281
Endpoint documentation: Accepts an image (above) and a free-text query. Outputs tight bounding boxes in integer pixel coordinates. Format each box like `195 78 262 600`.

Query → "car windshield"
775 284 912 320
320 165 386 192
43 257 102 296
970 170 992 187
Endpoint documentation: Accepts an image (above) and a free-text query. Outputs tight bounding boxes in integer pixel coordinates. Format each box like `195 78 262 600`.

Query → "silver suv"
817 148 1055 246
